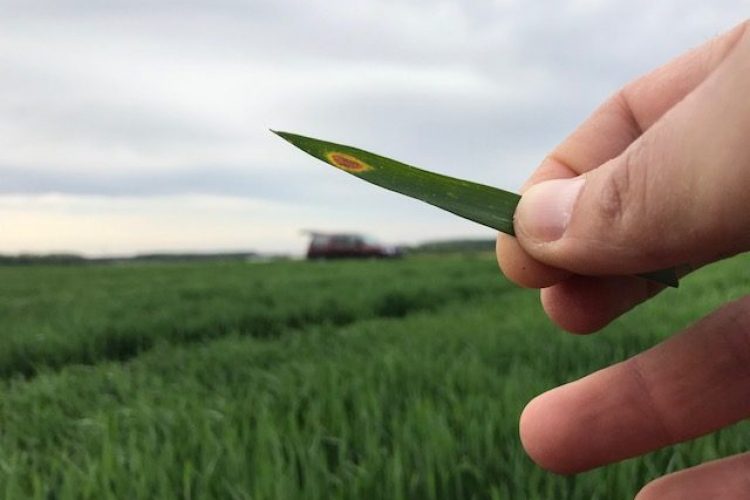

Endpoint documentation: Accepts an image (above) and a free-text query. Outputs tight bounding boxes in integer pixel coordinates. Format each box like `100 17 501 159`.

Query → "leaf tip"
271 130 310 151
270 129 290 141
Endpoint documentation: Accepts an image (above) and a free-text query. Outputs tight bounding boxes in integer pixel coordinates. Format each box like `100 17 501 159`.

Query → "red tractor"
305 232 402 260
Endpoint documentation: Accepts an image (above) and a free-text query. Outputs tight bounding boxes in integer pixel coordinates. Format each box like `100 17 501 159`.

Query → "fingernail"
515 177 585 242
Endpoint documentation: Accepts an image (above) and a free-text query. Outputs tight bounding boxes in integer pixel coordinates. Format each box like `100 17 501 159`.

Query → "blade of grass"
273 130 678 288
273 130 520 236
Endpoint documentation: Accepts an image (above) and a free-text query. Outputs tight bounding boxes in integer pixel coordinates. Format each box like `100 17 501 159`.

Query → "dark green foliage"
0 258 510 378
0 254 748 499
411 239 497 254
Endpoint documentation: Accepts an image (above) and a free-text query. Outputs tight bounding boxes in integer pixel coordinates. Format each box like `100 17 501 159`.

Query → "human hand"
496 20 750 498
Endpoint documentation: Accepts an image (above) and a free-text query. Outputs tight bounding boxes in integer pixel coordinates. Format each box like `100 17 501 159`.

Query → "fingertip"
541 275 661 334
496 155 577 288
540 282 606 334
635 477 672 500
519 389 583 475
496 234 571 288
519 393 555 471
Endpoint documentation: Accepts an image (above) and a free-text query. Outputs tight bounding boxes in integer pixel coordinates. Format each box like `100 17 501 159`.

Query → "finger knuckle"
596 143 647 233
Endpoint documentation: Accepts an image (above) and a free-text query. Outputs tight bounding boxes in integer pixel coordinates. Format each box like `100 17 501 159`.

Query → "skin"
495 20 750 498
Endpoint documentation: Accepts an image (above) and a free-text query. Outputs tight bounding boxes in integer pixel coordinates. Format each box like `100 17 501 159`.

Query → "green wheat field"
1 253 748 499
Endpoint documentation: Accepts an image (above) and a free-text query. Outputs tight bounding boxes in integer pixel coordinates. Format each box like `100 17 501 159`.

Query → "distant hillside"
412 238 495 254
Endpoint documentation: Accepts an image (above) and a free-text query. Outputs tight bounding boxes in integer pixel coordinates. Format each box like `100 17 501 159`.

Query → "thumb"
514 42 750 276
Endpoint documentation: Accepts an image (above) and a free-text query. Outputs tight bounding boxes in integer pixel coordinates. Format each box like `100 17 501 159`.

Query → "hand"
496 20 750 499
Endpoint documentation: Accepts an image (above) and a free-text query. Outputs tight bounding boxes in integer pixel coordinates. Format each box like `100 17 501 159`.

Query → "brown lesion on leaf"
326 152 372 173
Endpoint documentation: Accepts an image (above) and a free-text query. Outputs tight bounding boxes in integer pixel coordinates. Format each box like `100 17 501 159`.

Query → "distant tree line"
0 252 260 266
410 239 495 254
127 252 259 262
0 254 88 266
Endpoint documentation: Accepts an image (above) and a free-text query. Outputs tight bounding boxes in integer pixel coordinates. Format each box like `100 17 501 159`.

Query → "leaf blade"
273 131 521 235
273 130 678 288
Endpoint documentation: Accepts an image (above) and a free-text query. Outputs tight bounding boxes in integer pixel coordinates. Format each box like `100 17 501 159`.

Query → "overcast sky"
1 1 746 255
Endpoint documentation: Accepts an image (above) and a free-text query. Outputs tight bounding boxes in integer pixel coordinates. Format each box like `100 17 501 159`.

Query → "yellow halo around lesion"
325 151 373 173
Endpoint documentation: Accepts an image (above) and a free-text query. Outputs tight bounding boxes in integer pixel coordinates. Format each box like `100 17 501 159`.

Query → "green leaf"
272 130 520 235
273 130 678 288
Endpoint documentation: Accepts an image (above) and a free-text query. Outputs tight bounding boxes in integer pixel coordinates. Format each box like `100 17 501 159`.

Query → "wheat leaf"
273 130 678 288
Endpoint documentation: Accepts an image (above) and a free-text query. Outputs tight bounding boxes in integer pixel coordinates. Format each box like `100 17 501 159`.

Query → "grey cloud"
0 164 348 201
0 0 746 200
